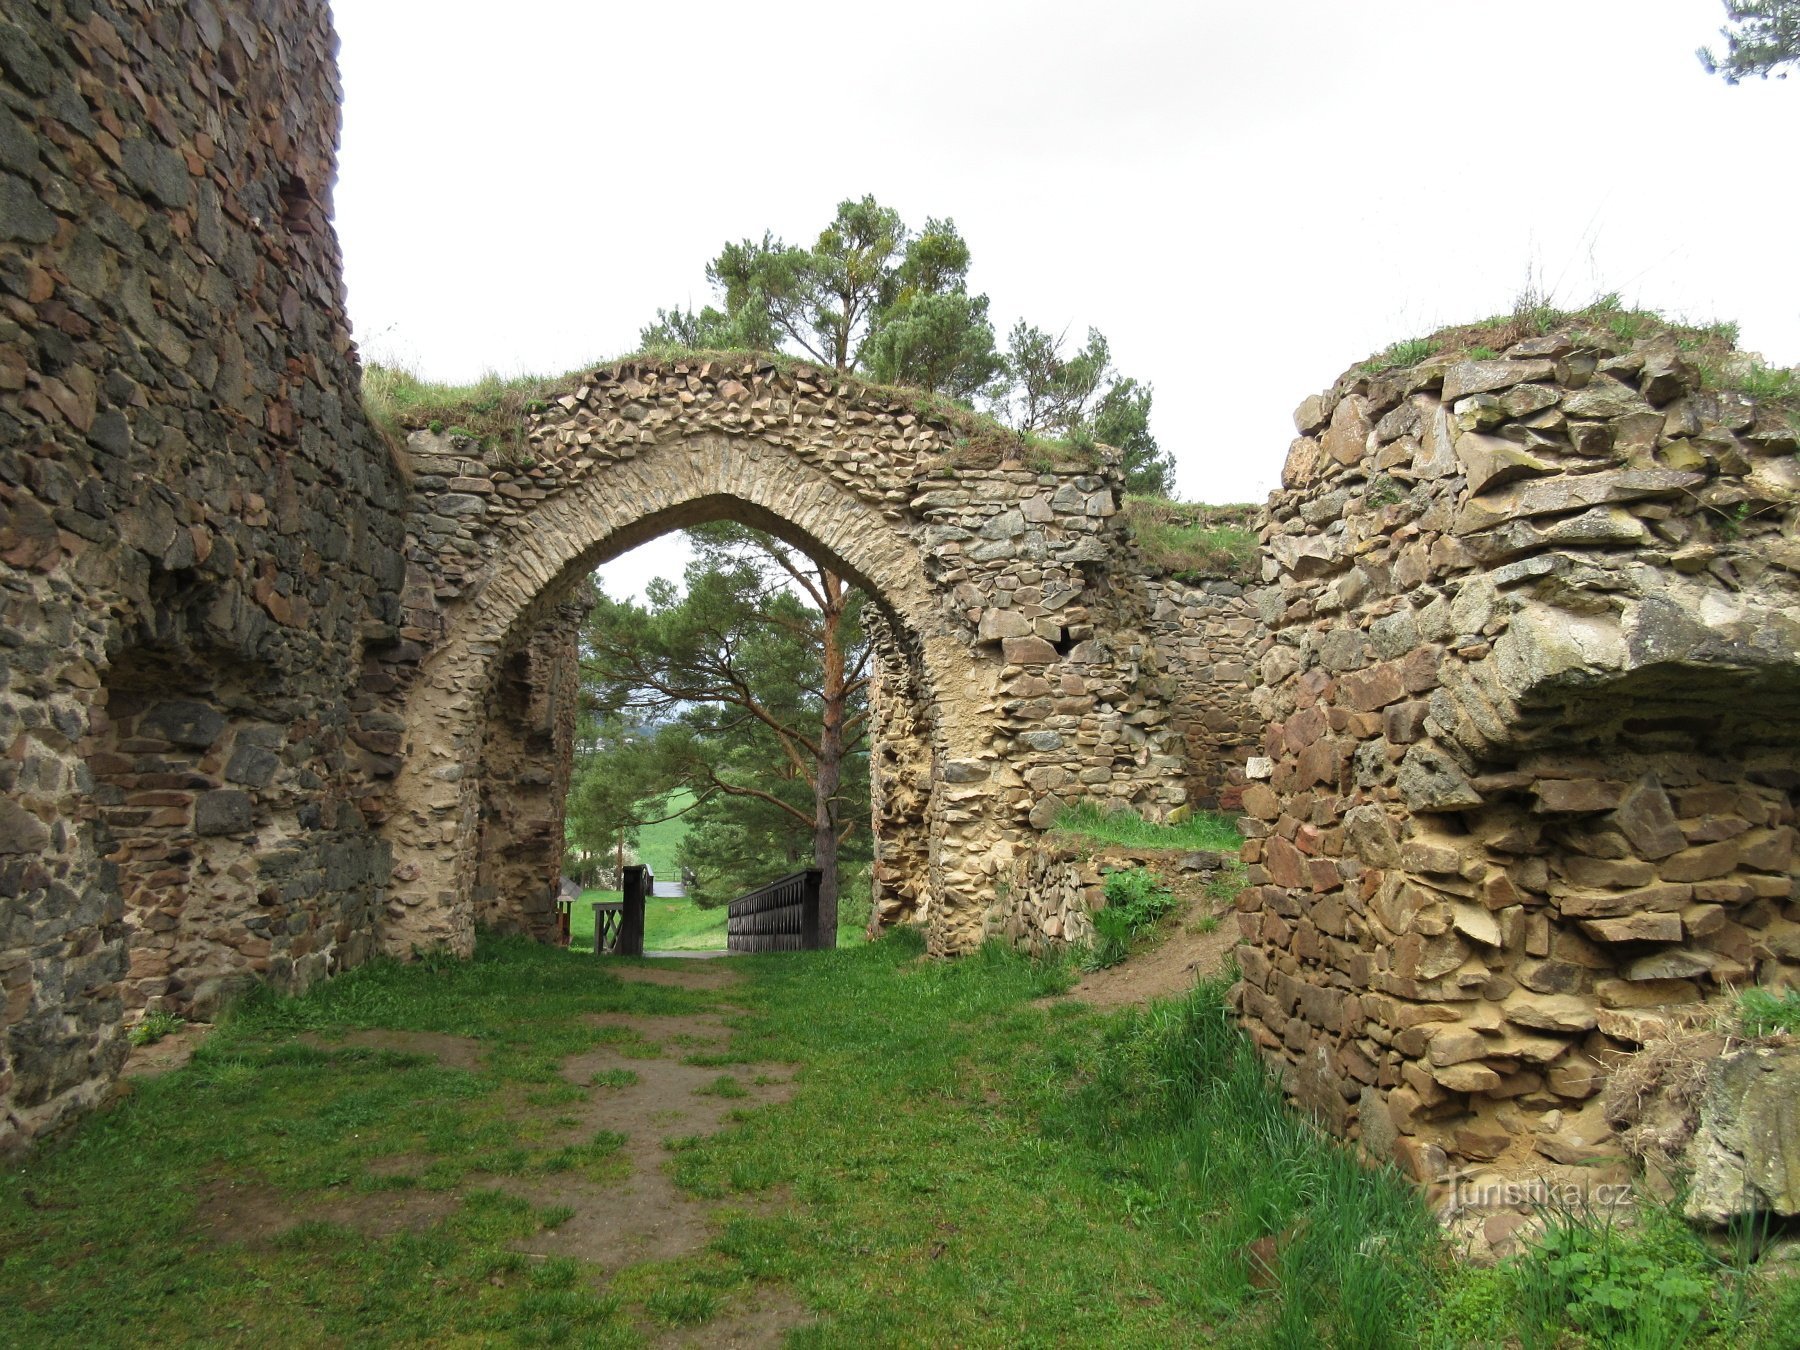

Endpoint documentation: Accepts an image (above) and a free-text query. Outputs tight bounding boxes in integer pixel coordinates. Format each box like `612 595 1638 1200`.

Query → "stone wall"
864 608 935 933
986 840 1101 955
472 599 584 941
0 1 405 1148
1143 576 1259 810
1237 325 1800 1179
15 0 1796 1196
382 366 1192 958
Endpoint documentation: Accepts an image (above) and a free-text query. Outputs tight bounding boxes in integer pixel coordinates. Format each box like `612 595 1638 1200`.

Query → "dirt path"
1054 896 1238 1009
513 1008 796 1275
1040 844 1244 1010
177 959 809 1345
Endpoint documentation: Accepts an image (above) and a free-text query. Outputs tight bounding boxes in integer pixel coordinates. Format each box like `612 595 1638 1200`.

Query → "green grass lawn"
569 889 864 953
4 936 1790 1347
635 787 694 879
570 788 726 950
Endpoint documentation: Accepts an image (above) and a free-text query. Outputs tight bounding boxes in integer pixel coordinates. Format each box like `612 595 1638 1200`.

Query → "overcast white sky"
329 0 1798 600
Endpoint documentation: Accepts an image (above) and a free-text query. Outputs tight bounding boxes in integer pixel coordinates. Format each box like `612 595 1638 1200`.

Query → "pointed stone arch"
379 359 1191 958
384 434 983 956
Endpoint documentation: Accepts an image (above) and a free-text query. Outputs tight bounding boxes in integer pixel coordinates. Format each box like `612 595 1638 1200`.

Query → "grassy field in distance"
570 888 728 952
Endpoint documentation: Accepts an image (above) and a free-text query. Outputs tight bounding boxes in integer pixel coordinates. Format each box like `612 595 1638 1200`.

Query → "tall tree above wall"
640 196 1169 493
1699 0 1800 80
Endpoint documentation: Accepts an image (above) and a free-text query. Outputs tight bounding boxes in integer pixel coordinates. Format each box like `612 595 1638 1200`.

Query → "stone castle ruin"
380 372 1189 963
1 0 1795 1208
1241 335 1800 1186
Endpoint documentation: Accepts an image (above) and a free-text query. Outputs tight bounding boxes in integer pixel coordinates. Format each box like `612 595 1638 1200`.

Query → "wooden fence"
727 869 828 952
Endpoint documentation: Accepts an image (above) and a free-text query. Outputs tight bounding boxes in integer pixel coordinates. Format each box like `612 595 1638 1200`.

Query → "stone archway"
379 358 1192 959
384 436 978 956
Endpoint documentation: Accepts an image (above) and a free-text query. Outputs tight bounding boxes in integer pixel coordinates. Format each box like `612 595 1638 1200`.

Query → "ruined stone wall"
1237 326 1800 1180
980 568 1261 955
472 600 584 942
0 1 405 1148
1143 576 1259 810
986 840 1101 954
384 364 1191 957
864 609 934 933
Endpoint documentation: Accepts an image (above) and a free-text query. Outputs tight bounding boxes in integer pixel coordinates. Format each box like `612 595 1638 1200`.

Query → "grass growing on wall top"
1355 292 1798 420
1358 293 1743 374
359 349 1104 475
1050 801 1242 853
1122 496 1261 582
360 362 583 466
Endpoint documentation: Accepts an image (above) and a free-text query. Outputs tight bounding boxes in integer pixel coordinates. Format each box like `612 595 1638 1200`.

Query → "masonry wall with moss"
377 372 1196 960
6 1 1797 1200
1236 318 1800 1184
0 1 407 1149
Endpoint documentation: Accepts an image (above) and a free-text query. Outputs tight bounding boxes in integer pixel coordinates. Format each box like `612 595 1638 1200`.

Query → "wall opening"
80 640 381 1023
468 518 907 951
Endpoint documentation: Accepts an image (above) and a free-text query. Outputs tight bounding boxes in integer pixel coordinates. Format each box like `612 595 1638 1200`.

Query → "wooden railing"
727 869 828 952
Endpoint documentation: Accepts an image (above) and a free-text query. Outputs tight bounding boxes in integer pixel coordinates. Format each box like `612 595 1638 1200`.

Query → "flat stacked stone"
1239 325 1800 1177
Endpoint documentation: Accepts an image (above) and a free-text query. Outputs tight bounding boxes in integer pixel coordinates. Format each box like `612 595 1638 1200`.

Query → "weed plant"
127 1009 184 1046
1423 1199 1781 1350
1739 986 1800 1037
1087 868 1179 968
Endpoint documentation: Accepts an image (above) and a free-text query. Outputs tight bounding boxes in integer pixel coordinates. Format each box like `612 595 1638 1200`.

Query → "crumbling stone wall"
986 840 1101 954
384 375 1192 958
1238 327 1800 1179
472 600 584 941
864 608 935 933
24 0 1799 1200
0 1 405 1148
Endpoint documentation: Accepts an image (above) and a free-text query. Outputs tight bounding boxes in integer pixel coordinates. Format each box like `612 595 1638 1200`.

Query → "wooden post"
620 865 648 957
800 868 823 950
